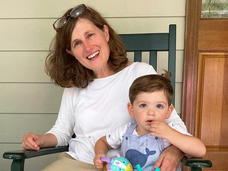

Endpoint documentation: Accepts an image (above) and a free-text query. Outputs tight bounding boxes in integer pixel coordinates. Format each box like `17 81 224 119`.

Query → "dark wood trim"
182 0 201 134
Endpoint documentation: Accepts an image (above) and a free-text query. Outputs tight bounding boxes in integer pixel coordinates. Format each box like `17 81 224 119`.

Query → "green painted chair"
120 25 176 106
3 25 212 171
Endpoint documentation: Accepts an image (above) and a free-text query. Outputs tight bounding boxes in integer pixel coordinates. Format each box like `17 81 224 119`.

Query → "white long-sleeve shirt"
47 62 189 164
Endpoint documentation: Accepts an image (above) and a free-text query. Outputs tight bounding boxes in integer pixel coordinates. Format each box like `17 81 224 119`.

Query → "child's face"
128 90 173 135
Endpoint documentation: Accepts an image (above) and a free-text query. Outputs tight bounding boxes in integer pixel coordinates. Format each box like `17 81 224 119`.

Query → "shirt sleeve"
46 88 76 146
106 123 130 149
134 62 157 78
165 108 191 136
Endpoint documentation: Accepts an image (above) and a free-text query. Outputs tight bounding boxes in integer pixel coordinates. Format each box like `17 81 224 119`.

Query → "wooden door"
182 1 228 170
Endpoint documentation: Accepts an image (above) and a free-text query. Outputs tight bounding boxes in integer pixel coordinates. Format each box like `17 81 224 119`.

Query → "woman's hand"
154 145 184 171
93 153 106 169
22 132 44 151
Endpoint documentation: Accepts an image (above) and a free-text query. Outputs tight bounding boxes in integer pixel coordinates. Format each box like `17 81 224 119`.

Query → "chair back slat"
168 25 176 96
120 34 169 51
133 51 142 62
149 51 157 70
119 24 176 106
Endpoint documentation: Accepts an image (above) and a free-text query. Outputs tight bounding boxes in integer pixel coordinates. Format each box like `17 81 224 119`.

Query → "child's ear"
127 102 134 117
167 104 174 118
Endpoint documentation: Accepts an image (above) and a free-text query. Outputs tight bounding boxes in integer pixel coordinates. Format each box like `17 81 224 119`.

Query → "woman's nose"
83 40 92 51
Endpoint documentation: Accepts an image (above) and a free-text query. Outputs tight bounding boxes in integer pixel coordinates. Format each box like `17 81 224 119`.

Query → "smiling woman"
45 4 128 88
21 3 189 171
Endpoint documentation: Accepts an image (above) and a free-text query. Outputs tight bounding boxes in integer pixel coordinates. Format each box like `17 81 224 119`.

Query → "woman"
22 4 186 171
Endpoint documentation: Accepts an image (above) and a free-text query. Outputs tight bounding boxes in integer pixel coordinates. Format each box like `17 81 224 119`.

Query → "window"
201 0 228 18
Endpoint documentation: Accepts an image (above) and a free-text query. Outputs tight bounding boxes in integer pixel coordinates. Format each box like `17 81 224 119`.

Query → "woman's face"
68 18 112 78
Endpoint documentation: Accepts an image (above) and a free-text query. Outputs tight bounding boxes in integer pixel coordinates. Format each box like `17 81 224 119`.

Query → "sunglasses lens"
53 4 86 31
54 17 67 30
70 4 86 17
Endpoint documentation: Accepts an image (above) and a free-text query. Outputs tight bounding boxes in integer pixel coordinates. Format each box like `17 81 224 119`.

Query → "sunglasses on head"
53 4 87 32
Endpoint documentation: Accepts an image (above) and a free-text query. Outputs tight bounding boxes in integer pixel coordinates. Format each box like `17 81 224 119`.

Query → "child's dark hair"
129 72 173 105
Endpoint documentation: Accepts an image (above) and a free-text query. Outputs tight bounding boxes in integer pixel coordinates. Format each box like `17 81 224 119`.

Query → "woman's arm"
22 133 57 150
46 88 77 146
154 145 184 171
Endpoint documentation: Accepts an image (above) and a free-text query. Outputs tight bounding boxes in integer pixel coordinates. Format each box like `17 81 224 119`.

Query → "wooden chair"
3 24 212 171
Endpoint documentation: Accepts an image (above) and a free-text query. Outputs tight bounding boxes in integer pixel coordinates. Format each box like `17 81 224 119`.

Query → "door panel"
197 53 228 146
196 53 228 170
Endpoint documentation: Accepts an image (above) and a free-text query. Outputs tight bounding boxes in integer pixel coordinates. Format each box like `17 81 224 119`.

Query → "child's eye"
156 104 164 109
139 103 147 108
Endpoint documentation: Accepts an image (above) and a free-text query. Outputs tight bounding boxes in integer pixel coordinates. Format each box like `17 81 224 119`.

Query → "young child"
93 73 206 171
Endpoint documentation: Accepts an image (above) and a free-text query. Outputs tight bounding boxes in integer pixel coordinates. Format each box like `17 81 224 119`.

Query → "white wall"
0 0 186 170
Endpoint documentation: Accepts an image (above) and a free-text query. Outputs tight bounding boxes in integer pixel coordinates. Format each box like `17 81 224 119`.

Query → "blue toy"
101 154 133 171
136 164 142 171
136 164 160 171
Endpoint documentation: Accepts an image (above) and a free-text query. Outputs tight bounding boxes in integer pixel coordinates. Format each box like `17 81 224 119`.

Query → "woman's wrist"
169 145 185 161
39 133 58 148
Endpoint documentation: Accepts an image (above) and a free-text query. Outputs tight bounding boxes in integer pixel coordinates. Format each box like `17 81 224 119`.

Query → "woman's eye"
73 41 81 48
139 103 147 108
87 33 94 38
156 104 164 109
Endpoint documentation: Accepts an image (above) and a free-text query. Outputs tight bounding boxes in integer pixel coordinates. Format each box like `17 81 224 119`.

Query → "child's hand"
149 121 173 139
93 153 106 169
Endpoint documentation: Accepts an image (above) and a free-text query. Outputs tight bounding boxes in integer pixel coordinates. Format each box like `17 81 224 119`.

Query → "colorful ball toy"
100 154 160 171
101 154 133 171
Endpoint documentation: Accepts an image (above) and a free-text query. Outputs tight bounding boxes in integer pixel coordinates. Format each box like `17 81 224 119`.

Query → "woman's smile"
87 50 100 60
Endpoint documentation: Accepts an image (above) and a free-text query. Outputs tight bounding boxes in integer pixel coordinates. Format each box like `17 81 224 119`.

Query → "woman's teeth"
87 51 99 59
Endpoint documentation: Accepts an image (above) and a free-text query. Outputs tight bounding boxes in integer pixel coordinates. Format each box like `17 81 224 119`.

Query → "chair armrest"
182 156 212 169
3 146 68 160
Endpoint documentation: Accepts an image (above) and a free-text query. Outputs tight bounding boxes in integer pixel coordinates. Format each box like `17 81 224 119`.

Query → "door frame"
182 0 201 134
